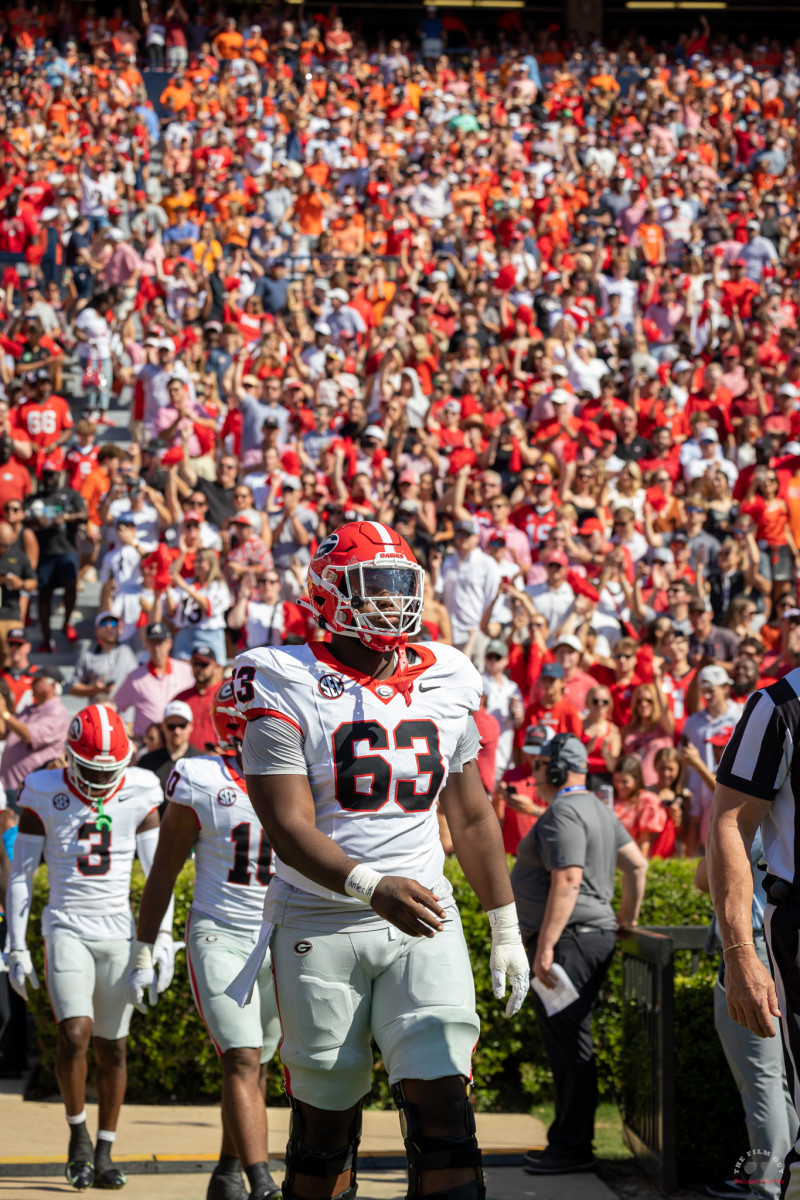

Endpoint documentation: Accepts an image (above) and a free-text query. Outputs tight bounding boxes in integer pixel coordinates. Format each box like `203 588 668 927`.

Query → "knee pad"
391 1083 485 1200
282 1095 363 1200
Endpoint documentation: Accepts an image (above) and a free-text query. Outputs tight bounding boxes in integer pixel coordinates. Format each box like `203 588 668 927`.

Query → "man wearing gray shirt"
69 612 139 703
511 731 647 1177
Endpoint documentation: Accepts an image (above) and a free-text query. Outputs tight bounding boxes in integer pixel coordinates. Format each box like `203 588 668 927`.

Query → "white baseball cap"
163 701 194 723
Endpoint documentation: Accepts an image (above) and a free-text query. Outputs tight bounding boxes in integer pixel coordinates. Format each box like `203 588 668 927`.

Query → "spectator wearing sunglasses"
69 612 139 703
136 699 202 812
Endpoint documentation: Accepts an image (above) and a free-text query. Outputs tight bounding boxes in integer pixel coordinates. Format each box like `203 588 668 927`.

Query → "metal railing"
618 925 710 1193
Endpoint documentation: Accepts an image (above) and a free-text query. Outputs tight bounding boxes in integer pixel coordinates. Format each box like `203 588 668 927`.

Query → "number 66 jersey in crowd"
232 641 482 904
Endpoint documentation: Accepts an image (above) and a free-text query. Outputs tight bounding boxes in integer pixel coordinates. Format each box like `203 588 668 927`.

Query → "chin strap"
394 635 413 708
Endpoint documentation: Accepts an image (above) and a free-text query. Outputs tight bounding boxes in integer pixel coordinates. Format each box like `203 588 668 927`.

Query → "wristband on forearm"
344 864 383 903
132 940 155 970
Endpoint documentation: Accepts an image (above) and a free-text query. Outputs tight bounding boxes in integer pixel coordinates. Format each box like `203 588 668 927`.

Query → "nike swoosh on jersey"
418 683 441 692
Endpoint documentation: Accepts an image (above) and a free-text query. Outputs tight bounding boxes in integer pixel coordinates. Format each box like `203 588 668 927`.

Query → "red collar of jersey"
62 767 126 809
310 641 437 705
147 659 172 678
221 754 246 790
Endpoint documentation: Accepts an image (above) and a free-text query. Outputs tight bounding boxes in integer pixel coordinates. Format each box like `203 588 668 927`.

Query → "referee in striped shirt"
709 675 800 1200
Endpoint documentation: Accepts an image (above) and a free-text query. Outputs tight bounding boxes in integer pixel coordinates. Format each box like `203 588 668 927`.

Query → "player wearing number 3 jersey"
5 705 171 1192
132 682 282 1200
227 522 529 1200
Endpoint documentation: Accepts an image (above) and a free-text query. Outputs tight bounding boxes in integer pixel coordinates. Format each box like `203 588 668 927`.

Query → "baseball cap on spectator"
673 359 693 373
41 458 61 472
546 550 569 566
313 321 332 334
455 519 480 536
555 635 583 653
230 512 256 525
652 548 675 563
35 368 51 382
549 389 570 405
116 514 135 526
579 518 606 536
362 425 386 442
485 639 509 658
191 646 217 662
698 665 733 686
6 628 28 644
533 469 553 485
183 510 203 523
164 700 194 723
539 733 588 773
699 428 719 443
34 665 64 684
487 532 506 545
329 288 349 302
443 401 462 413
242 374 261 387
397 469 417 484
690 597 713 612
540 662 565 679
94 611 119 628
282 475 301 490
146 622 171 641
521 724 550 753
550 364 568 377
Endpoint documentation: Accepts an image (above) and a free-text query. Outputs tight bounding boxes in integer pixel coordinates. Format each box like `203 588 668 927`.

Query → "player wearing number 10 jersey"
5 705 171 1192
228 522 529 1200
132 681 281 1200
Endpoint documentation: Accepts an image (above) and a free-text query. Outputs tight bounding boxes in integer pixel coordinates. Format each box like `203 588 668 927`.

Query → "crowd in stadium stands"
0 4 797 861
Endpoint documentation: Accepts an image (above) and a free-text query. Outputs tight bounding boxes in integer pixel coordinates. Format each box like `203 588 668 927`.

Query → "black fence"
619 926 710 1193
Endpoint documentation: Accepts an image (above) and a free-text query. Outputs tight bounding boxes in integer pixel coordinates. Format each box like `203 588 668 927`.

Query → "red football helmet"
305 521 424 651
66 705 133 802
212 679 247 750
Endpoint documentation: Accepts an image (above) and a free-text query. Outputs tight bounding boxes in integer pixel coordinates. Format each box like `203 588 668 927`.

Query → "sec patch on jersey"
318 674 345 699
217 788 238 807
53 793 70 810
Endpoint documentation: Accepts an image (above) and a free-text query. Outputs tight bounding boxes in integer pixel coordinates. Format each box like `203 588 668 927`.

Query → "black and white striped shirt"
716 670 800 884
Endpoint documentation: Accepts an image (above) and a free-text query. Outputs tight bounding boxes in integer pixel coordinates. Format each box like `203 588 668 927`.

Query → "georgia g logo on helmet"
303 521 424 653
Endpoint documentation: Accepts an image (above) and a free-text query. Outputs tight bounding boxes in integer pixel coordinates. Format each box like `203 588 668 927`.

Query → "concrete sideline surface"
0 1167 619 1200
0 1093 547 1167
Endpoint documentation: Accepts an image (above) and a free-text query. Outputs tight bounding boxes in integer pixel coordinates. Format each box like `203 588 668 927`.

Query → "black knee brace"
282 1096 363 1200
391 1083 485 1200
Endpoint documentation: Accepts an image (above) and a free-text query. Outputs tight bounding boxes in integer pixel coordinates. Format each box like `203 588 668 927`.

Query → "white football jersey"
234 641 482 900
20 767 162 940
165 754 272 932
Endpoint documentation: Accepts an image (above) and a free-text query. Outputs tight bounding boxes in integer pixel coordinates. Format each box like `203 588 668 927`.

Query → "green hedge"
26 856 744 1179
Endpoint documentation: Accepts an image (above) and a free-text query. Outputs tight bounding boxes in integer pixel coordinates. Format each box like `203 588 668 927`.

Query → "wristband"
723 940 755 955
344 864 383 903
488 902 520 933
132 939 155 970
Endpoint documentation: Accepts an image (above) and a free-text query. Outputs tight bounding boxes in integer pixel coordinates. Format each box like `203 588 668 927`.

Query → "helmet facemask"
328 560 424 650
67 747 131 804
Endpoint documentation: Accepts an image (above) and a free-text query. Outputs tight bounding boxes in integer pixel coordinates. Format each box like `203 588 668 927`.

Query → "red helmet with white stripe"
66 704 133 802
305 521 424 651
211 679 246 750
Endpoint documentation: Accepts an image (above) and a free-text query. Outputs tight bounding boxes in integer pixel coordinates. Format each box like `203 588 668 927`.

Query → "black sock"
215 1153 241 1177
68 1121 93 1162
94 1137 114 1172
245 1162 273 1193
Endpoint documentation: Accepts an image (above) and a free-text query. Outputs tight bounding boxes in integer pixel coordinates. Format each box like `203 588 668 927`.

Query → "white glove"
7 949 39 1001
126 940 158 1013
488 903 530 1019
153 933 185 994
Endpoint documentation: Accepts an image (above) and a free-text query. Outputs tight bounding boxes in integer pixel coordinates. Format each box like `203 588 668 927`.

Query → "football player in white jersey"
129 681 282 1200
227 521 529 1200
5 704 174 1191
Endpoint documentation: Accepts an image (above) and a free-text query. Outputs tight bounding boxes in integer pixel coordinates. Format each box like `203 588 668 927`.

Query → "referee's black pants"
764 900 800 1199
527 926 616 1162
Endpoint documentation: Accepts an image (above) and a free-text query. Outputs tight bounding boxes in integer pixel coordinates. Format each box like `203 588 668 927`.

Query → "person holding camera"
511 730 647 1176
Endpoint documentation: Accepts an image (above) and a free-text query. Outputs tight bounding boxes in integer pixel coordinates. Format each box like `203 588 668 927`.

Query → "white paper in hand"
531 963 579 1016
